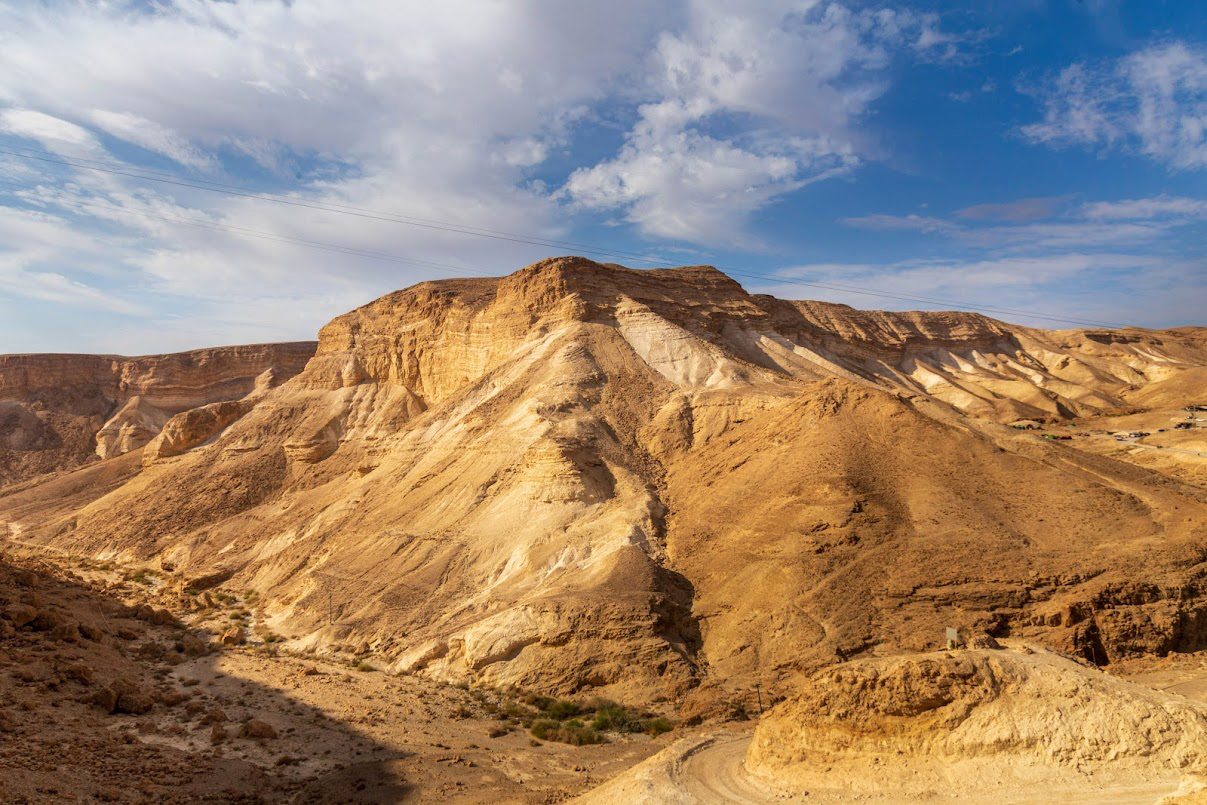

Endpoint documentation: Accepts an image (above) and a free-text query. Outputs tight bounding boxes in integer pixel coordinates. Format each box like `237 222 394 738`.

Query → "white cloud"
89 110 214 169
827 192 1206 328
0 0 965 350
842 213 959 233
1021 41 1207 170
764 252 1200 329
1079 195 1207 220
0 109 107 158
0 206 146 315
562 0 956 243
843 193 1206 252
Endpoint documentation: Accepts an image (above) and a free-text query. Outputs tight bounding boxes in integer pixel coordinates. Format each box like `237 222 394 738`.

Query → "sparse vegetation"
529 718 605 746
355 661 377 672
470 691 678 746
644 717 674 736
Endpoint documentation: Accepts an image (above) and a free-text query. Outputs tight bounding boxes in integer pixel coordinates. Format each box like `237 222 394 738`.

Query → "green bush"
494 692 673 744
545 699 581 720
644 717 674 736
529 719 605 746
587 698 643 733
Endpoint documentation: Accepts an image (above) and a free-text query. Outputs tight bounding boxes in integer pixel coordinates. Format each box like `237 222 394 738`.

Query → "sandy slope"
581 646 1207 804
0 342 315 485
3 258 1207 708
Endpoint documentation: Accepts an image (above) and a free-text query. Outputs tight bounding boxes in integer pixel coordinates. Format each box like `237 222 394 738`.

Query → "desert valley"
2 257 1207 802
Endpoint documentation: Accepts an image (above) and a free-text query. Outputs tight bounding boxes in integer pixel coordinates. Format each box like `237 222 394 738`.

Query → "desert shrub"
503 702 535 724
587 698 642 733
530 719 605 746
544 699 581 720
644 717 674 736
584 697 673 735
355 661 377 672
495 692 672 744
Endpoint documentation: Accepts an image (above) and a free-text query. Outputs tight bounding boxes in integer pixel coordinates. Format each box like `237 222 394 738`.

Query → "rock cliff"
2 258 1205 705
0 342 316 484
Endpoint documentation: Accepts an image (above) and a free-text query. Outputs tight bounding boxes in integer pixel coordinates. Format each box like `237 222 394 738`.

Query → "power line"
0 179 482 278
1 142 680 266
708 269 1130 329
0 149 1134 328
0 146 676 267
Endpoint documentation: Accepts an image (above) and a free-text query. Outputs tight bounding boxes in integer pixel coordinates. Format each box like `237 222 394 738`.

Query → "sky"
0 0 1204 354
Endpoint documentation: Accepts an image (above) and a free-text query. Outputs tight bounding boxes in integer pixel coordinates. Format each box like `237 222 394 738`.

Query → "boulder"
77 623 105 642
220 626 246 646
1 604 36 628
181 632 208 657
91 686 118 713
29 609 66 633
200 707 227 725
151 608 177 627
110 680 155 715
49 622 79 642
969 633 1002 650
239 719 277 739
62 663 94 685
185 570 235 594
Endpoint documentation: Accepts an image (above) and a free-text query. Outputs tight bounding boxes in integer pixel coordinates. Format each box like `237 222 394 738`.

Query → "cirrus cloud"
1021 41 1207 171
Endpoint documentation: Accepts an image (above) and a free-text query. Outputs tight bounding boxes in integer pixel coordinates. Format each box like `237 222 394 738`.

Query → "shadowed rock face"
747 648 1207 796
3 258 1206 704
0 342 316 484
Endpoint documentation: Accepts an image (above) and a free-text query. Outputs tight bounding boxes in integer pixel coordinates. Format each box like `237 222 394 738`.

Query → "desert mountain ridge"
3 257 1206 711
0 342 316 485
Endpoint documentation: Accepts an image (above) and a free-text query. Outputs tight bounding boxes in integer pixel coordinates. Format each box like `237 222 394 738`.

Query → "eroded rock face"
4 258 1207 704
143 400 254 466
0 342 315 483
95 396 171 459
748 648 1207 794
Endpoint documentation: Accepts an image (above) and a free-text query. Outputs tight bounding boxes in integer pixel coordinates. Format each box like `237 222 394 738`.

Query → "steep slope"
759 297 1207 421
3 257 1206 705
663 378 1207 693
747 647 1207 800
0 342 317 485
582 647 1207 803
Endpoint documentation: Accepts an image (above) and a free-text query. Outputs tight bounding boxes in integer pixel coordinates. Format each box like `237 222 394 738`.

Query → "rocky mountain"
2 257 1205 706
0 343 316 485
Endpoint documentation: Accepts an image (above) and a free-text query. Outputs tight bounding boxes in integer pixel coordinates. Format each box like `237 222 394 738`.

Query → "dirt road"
1121 438 1207 457
673 734 792 803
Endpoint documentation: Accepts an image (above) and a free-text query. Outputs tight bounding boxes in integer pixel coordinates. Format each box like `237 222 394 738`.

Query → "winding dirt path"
672 734 785 803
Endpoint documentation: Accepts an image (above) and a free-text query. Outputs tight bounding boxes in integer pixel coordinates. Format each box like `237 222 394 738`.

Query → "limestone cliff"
0 342 316 484
2 258 1205 705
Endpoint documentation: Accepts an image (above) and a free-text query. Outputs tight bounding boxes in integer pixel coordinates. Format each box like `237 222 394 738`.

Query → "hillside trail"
673 733 787 803
663 731 1198 805
1122 438 1207 458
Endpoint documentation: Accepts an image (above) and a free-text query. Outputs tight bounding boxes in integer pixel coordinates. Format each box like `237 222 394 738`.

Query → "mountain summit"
3 257 1206 704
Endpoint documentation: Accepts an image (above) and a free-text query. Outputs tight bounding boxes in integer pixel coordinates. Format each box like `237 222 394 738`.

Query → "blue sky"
0 0 1204 353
